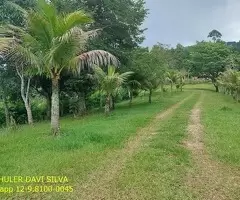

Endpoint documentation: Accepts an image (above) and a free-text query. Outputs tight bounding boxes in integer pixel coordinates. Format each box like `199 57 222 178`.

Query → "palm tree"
165 71 179 92
0 0 119 135
176 69 187 92
217 69 240 101
142 74 161 104
125 79 141 106
94 65 133 114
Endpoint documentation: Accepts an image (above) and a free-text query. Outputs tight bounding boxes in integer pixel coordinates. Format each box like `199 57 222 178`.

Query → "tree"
129 45 168 103
208 29 222 42
190 41 231 92
15 65 33 124
1 0 119 135
124 75 141 106
0 0 35 27
71 0 148 65
94 65 133 114
165 71 179 92
62 71 96 116
176 69 187 92
217 69 240 101
0 61 10 126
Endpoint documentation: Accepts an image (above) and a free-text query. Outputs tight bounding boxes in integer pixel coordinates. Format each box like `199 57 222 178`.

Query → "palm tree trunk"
46 95 51 119
105 94 110 115
149 89 152 104
51 76 60 135
111 95 115 110
170 83 173 93
129 89 133 107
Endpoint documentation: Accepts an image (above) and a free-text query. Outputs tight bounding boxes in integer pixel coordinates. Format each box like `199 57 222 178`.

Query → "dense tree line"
1 1 240 134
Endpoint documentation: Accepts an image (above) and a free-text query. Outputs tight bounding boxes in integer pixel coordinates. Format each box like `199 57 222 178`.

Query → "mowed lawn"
201 86 240 166
0 90 191 199
110 93 200 200
186 84 240 166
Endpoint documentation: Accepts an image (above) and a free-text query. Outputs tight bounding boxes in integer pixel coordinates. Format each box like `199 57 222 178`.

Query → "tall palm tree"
0 0 119 135
94 65 133 114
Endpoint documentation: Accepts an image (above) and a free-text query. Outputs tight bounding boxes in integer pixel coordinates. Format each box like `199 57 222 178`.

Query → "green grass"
200 87 240 166
113 92 200 199
184 83 240 166
0 90 191 199
1 84 240 199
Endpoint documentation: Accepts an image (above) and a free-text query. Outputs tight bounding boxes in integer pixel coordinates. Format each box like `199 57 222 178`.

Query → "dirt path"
185 95 240 200
73 95 193 200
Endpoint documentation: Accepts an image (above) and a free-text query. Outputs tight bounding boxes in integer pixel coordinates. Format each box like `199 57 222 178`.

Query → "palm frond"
64 11 93 30
71 50 120 74
0 38 14 52
57 27 99 50
119 71 134 81
127 79 141 88
93 66 106 81
6 44 39 68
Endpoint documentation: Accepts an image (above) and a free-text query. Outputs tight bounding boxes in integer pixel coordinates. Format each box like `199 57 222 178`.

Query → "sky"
142 0 240 47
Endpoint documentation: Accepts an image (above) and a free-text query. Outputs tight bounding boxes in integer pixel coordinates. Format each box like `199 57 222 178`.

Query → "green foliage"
217 69 240 101
169 43 191 71
84 0 148 64
94 66 133 96
130 45 168 92
94 65 133 113
190 41 232 91
1 0 119 134
52 0 148 65
0 0 34 26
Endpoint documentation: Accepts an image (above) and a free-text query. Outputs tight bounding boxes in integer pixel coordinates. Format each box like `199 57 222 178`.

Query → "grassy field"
201 87 240 166
0 84 239 200
185 84 240 166
0 90 191 199
112 93 200 199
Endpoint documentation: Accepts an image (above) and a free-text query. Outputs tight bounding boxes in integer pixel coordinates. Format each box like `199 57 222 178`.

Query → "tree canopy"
190 41 231 92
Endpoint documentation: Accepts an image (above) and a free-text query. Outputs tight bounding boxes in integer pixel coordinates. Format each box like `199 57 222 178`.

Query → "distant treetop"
208 29 222 42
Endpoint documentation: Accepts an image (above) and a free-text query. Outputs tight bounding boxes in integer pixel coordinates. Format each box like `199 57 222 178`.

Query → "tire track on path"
185 94 240 200
74 94 194 200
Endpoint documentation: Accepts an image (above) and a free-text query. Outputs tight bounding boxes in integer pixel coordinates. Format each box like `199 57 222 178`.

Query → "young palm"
94 66 133 114
165 71 179 92
218 69 240 101
0 0 119 135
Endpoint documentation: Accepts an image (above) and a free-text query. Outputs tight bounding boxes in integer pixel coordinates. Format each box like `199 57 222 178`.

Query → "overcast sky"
142 0 240 47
